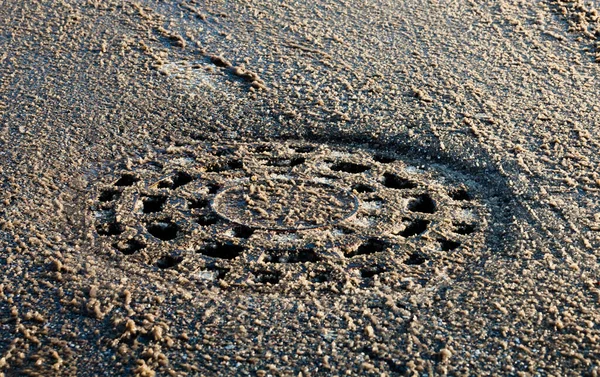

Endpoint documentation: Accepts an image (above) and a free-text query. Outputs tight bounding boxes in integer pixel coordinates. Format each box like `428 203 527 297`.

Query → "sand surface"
2 0 600 376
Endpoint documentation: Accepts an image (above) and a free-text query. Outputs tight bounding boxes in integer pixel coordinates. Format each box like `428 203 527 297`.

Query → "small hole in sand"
383 173 417 190
361 267 384 278
254 271 281 285
294 145 315 153
373 154 395 163
232 225 254 239
147 221 179 241
254 144 272 153
197 213 220 226
207 183 221 194
449 188 471 201
400 219 429 237
227 159 244 169
331 162 370 174
439 239 461 251
347 238 387 257
99 189 121 202
207 160 243 172
311 272 330 283
265 249 320 263
190 133 206 141
142 195 167 213
115 174 139 187
290 157 306 167
453 222 476 235
353 184 375 193
114 239 146 255
407 194 436 213
203 265 229 280
189 198 209 209
97 222 125 236
172 171 193 189
199 242 243 259
404 253 426 265
157 255 183 269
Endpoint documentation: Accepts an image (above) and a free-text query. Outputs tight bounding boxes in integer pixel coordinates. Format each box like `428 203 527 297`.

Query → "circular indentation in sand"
90 140 491 292
212 179 359 231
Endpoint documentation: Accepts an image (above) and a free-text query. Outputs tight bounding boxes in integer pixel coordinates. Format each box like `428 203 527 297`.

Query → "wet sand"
2 0 600 376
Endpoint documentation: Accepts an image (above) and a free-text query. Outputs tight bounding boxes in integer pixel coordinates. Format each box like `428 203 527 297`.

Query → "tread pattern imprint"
91 139 489 292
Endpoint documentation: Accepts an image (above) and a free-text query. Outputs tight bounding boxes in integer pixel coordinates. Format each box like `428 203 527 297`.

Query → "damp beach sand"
2 0 600 376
